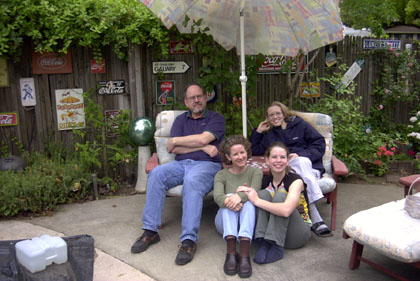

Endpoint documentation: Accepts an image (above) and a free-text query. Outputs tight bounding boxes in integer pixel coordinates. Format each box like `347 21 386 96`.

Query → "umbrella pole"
239 1 247 137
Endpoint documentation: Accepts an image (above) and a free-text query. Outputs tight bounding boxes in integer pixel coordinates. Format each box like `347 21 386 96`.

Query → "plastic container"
15 234 68 273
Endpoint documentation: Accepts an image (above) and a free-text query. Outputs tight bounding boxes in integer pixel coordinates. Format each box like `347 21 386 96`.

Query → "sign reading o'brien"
152 61 190 74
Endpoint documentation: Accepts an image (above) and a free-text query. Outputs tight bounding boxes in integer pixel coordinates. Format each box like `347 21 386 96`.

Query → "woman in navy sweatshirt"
249 101 332 237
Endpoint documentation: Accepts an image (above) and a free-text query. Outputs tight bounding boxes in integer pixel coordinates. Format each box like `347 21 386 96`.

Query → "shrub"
0 152 92 217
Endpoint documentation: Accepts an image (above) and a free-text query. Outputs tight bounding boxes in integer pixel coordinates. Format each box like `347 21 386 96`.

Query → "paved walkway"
1 182 418 281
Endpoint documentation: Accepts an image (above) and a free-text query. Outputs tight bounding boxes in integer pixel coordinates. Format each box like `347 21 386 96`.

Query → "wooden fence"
0 36 418 155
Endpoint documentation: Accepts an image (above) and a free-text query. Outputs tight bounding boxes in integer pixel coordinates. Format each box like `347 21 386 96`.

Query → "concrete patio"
1 181 418 281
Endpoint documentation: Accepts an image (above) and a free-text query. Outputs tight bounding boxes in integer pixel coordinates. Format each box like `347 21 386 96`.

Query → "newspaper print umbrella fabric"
140 0 342 56
140 0 343 135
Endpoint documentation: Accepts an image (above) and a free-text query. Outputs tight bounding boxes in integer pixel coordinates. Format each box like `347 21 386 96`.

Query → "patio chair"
343 194 420 280
145 110 349 230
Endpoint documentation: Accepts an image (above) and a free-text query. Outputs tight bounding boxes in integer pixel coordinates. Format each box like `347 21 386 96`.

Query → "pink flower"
397 96 401 99
384 150 393 156
391 147 397 152
395 52 400 57
374 160 382 166
384 89 389 94
408 151 415 157
378 104 383 110
408 62 413 67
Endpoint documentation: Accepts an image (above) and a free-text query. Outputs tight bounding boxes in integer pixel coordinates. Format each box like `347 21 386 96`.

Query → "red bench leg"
349 240 363 269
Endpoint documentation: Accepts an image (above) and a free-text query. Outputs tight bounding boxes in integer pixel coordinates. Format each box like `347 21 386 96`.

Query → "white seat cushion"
343 195 420 263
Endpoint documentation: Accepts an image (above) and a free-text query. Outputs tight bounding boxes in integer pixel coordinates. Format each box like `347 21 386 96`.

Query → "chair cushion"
343 196 420 263
154 111 186 165
155 110 187 137
295 112 333 176
155 137 175 165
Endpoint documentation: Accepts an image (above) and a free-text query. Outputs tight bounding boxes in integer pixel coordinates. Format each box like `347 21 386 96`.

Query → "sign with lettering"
363 39 401 50
156 80 175 105
55 88 85 130
98 80 126 95
258 54 307 74
91 59 106 74
0 112 18 126
170 41 193 54
152 61 190 74
32 51 73 74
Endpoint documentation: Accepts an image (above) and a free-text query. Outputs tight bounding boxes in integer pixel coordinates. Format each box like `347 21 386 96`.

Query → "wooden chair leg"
349 240 363 269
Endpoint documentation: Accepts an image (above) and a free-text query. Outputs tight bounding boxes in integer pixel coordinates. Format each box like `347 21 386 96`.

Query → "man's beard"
191 105 204 114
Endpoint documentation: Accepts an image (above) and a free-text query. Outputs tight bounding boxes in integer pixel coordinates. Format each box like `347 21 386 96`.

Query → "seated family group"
131 83 332 278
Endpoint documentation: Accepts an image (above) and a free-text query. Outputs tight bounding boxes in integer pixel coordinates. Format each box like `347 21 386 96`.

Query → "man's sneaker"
175 242 197 265
131 232 160 253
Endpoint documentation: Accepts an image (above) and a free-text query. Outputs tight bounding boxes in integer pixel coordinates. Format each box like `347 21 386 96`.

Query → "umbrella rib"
274 0 301 55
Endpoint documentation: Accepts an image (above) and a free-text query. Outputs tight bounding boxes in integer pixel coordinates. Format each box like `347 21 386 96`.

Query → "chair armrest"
332 155 348 176
145 153 159 174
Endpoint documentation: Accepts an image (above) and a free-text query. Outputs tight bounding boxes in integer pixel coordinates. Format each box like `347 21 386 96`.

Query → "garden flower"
410 116 418 123
374 160 382 166
408 62 413 67
417 111 420 116
378 104 383 110
384 89 389 94
365 127 372 134
395 52 400 57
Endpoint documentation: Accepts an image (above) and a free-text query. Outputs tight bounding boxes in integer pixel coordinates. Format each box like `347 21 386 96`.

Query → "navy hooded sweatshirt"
249 116 326 173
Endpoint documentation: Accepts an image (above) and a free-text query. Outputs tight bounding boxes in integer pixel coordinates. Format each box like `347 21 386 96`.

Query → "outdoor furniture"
145 110 349 230
343 195 420 281
399 174 420 196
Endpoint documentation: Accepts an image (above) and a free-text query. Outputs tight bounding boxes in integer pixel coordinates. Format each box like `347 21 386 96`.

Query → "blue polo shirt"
170 109 225 162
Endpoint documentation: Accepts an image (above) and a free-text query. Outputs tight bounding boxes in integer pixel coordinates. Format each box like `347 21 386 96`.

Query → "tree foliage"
0 0 169 60
340 0 399 38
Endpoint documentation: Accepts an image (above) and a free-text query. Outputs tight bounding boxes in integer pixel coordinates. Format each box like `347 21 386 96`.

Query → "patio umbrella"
140 0 343 136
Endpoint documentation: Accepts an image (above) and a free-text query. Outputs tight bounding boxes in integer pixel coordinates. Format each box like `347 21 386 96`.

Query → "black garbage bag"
0 235 94 281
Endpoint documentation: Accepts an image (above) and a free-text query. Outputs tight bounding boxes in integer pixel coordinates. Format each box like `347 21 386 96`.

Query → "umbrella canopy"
140 0 343 136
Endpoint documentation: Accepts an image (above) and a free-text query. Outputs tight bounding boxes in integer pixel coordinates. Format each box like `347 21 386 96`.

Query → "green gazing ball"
129 117 155 146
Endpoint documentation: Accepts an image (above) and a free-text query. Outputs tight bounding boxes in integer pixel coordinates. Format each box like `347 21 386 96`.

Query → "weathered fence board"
0 36 418 156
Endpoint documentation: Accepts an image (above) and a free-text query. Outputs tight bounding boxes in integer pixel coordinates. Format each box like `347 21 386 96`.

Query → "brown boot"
238 237 252 278
224 236 238 275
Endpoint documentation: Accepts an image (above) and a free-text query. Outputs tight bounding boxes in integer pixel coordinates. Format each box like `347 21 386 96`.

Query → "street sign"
152 61 190 74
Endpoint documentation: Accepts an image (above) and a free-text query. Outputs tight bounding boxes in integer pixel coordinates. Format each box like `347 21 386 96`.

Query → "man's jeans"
142 159 221 243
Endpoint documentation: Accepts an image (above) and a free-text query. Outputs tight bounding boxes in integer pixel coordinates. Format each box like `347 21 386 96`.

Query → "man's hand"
202 144 218 157
166 137 176 153
256 119 270 133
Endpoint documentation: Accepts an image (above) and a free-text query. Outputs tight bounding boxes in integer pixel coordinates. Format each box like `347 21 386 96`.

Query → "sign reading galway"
0 112 18 126
152 61 190 74
32 51 73 74
98 80 126 95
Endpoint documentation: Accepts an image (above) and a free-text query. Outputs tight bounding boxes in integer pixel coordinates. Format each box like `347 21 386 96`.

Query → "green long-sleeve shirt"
213 166 263 208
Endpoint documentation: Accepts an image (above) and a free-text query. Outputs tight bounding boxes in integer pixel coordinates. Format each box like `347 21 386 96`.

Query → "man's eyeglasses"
185 94 205 101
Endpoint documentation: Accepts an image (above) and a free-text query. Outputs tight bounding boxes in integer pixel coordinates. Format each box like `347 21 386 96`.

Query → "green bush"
0 152 92 217
304 64 395 175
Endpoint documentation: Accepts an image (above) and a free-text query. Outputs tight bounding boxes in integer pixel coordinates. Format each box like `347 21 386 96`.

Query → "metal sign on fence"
363 39 401 50
98 80 126 95
152 61 190 74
